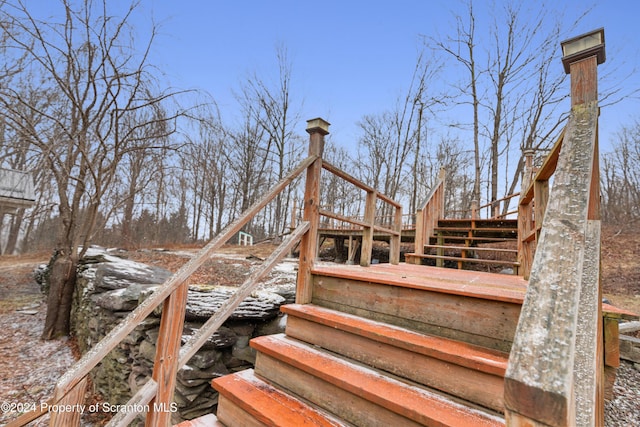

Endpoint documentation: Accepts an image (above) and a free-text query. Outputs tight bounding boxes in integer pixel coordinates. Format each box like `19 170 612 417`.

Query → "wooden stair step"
430 235 517 243
282 304 508 376
251 334 505 427
423 244 517 254
407 253 520 266
212 369 346 427
312 262 527 303
282 303 508 412
434 227 517 234
437 219 518 227
174 414 223 426
311 263 526 351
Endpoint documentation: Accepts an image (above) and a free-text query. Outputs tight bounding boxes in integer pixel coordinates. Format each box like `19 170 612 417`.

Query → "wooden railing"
505 102 603 425
517 127 565 280
7 117 399 427
407 168 446 264
319 161 402 266
7 154 316 427
473 192 520 220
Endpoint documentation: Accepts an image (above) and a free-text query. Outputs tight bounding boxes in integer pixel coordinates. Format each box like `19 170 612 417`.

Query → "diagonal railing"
505 103 602 426
7 117 402 427
7 154 316 427
406 168 446 265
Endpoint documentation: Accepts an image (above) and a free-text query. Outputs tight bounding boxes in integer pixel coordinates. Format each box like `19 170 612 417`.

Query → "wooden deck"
313 262 527 304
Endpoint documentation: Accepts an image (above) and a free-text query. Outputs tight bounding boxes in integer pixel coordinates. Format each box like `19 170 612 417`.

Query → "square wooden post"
296 118 329 304
360 190 376 267
146 282 189 427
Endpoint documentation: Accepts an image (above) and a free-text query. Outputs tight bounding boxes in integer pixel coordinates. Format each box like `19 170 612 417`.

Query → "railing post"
360 190 376 267
146 282 189 427
389 205 402 264
437 167 446 220
507 28 605 427
517 149 535 279
296 118 329 304
50 376 88 427
411 207 425 264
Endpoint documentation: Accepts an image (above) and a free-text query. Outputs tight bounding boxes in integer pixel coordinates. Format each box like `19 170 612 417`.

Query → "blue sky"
24 0 640 152
133 0 640 151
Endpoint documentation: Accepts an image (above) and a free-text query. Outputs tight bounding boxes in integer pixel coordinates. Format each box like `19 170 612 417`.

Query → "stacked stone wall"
66 249 294 423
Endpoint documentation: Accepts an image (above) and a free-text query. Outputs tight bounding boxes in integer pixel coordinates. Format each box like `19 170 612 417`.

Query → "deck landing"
311 262 637 320
312 262 528 304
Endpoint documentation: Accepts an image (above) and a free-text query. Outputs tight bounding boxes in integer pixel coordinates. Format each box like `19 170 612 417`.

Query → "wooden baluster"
412 207 425 264
146 282 189 427
389 205 402 265
518 149 535 279
360 190 376 267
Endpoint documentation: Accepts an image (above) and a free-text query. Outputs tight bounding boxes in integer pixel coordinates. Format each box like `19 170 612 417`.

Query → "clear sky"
133 0 640 150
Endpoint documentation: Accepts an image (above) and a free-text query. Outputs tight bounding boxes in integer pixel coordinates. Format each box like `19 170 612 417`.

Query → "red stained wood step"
174 414 223 426
251 334 505 427
311 262 528 304
212 369 347 427
282 303 508 376
282 303 508 412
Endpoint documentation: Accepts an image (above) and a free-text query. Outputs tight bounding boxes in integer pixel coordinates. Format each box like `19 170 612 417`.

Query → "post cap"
306 117 330 135
561 28 605 74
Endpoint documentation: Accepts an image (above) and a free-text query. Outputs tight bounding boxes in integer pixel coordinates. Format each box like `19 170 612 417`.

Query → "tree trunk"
42 252 77 340
4 209 25 254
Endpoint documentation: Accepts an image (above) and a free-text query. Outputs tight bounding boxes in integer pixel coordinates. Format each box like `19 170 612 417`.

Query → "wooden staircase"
208 262 528 426
406 218 519 271
11 54 627 426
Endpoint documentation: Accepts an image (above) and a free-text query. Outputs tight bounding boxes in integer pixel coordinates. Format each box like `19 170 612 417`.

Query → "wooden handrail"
8 155 316 427
320 160 402 266
521 127 565 205
517 127 566 279
106 221 311 427
408 168 446 263
322 161 402 208
505 103 602 426
475 192 520 219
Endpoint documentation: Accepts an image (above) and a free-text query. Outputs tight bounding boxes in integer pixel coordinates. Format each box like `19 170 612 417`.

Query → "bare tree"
238 45 303 239
433 0 482 203
433 1 587 213
182 112 230 241
355 49 442 217
0 0 189 339
602 120 640 225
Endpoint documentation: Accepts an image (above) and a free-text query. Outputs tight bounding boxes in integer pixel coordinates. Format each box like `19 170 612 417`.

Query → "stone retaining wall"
67 249 294 423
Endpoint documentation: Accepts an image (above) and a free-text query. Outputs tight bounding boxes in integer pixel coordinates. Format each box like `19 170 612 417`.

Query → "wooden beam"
179 222 309 367
521 127 566 204
296 130 325 304
50 376 87 427
359 190 376 267
322 161 401 208
389 206 402 264
44 155 316 402
570 56 599 107
146 281 189 427
505 104 599 426
106 380 157 427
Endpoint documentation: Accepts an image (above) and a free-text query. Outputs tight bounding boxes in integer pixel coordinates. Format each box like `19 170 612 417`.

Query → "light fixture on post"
561 28 605 74
306 117 330 135
560 28 606 106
